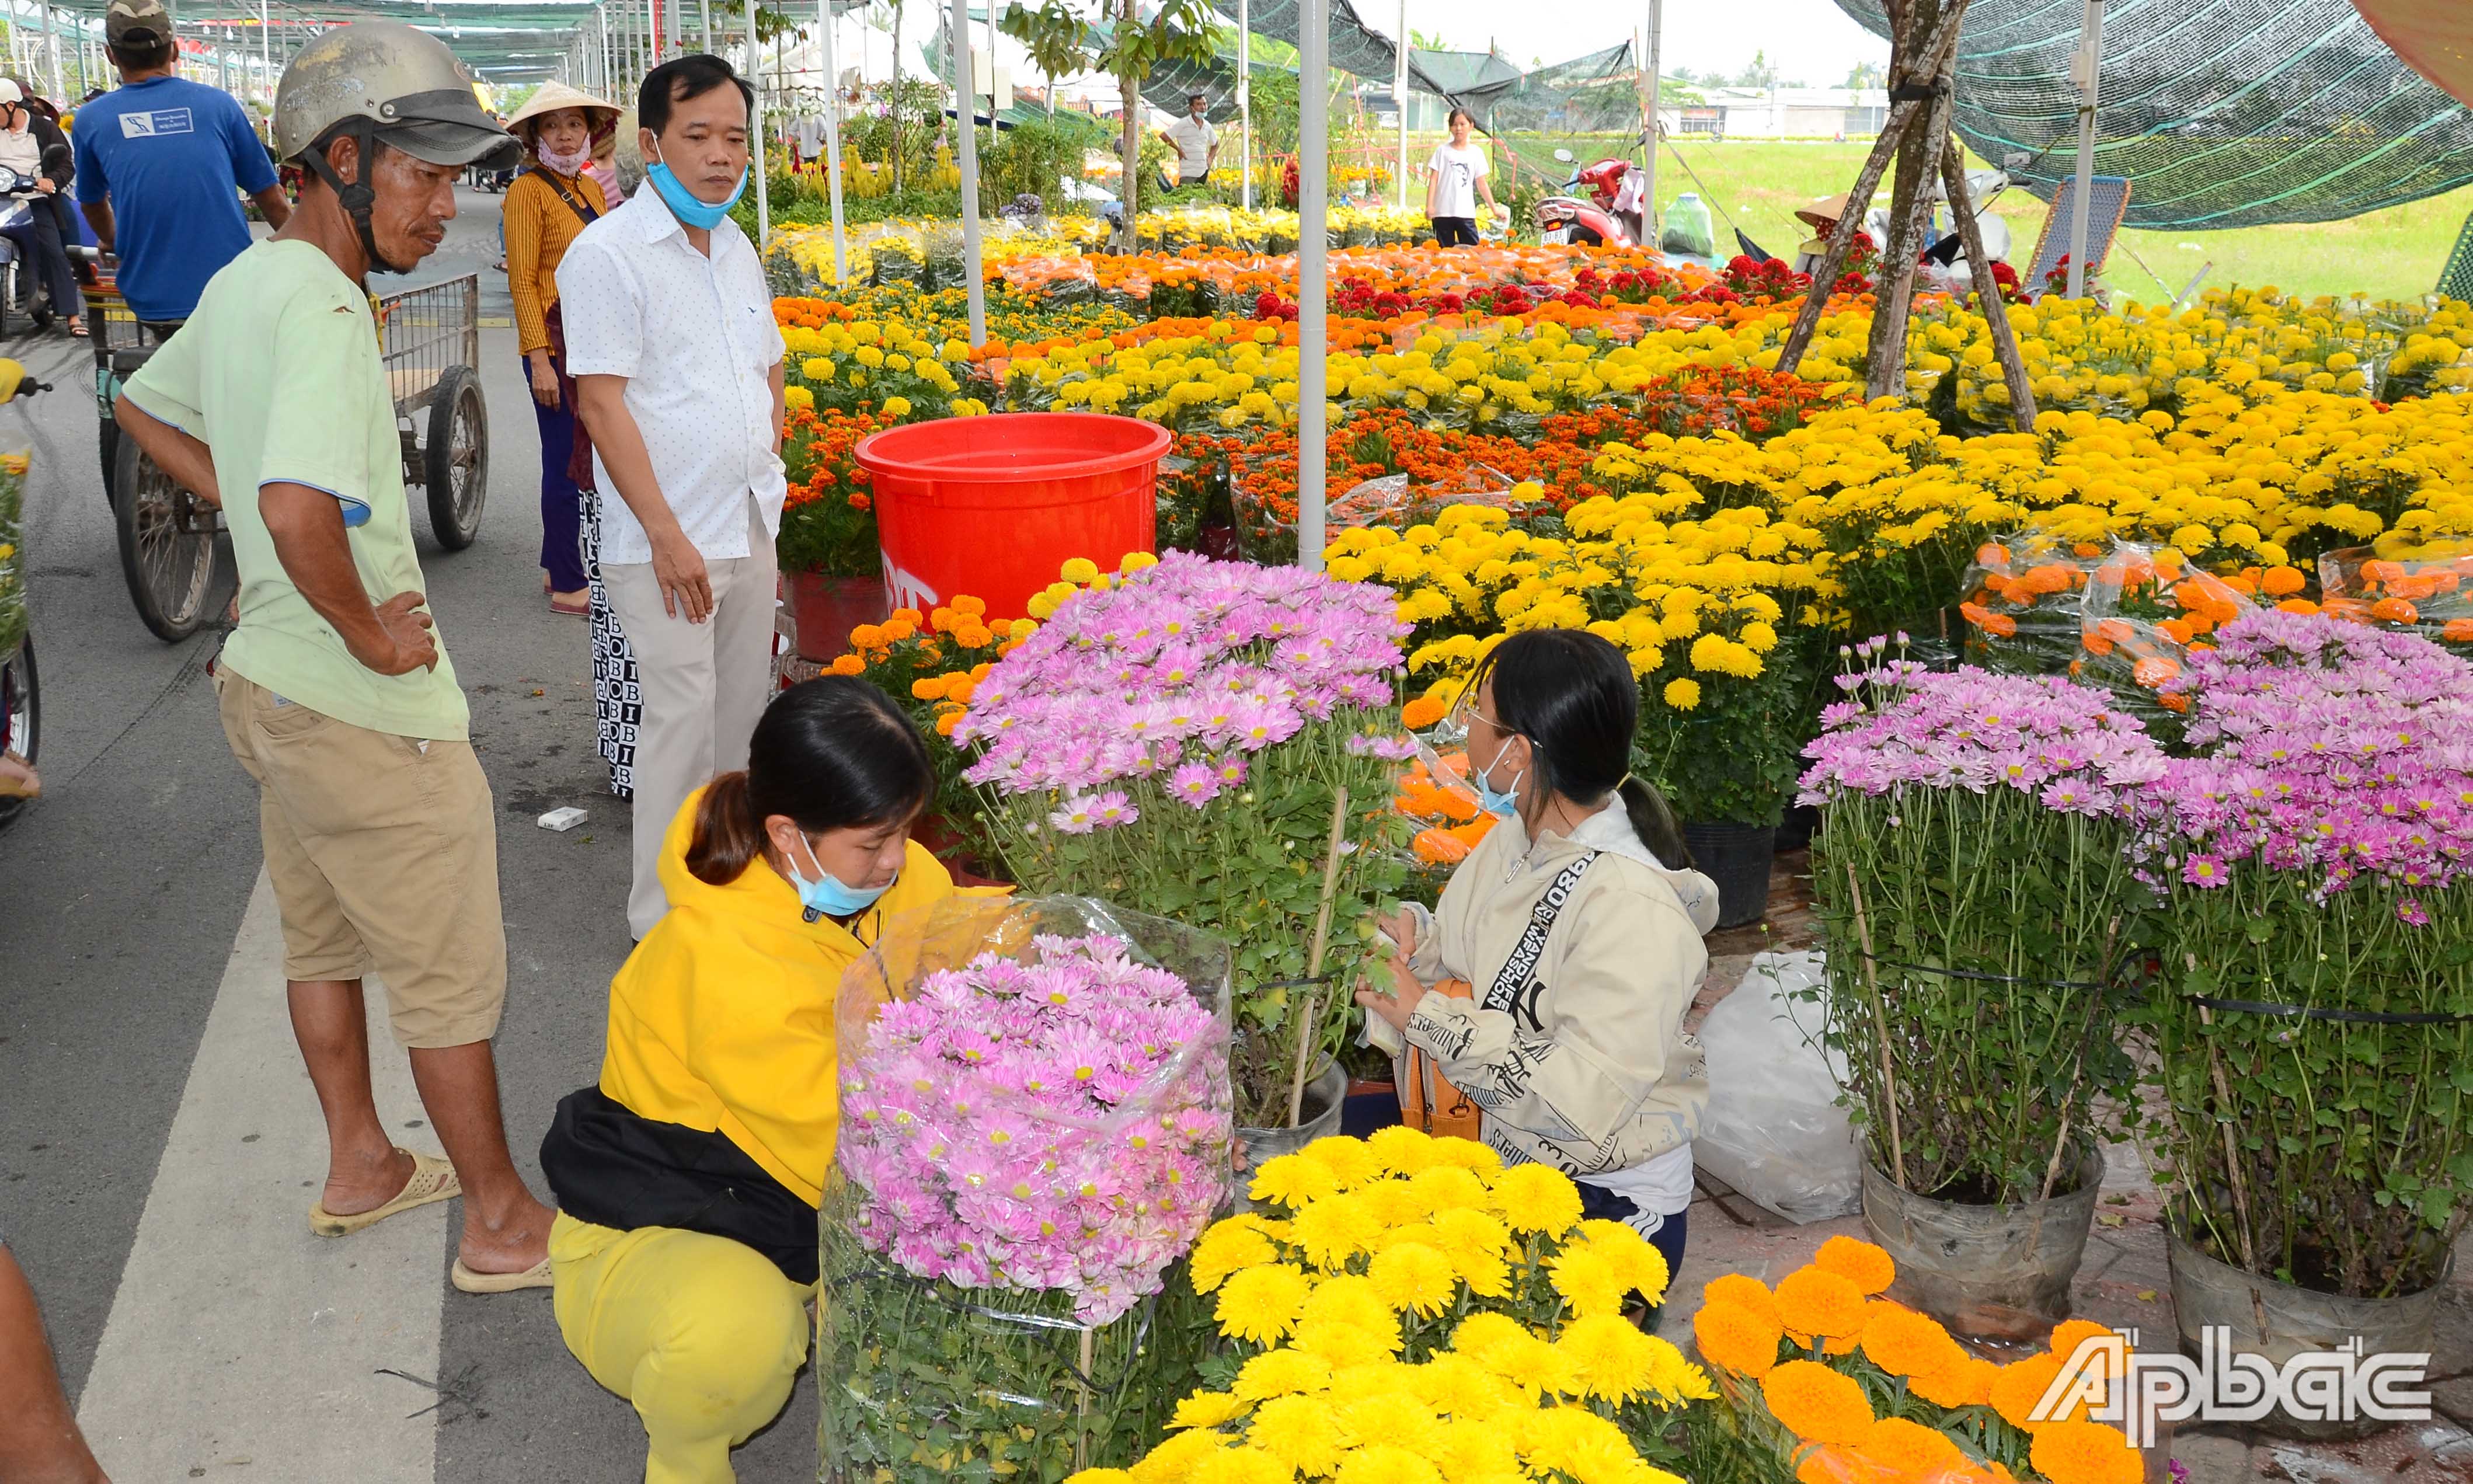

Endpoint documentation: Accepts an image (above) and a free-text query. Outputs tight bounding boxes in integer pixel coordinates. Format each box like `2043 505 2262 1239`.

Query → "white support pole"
949 0 984 346
257 0 269 105
42 4 60 106
748 3 769 249
818 0 845 283
1393 0 1406 211
699 0 712 54
1236 0 1251 210
2066 0 2102 299
1643 0 1661 238
1297 0 1326 570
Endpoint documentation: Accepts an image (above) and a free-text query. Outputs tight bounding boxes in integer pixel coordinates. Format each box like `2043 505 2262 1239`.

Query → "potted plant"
1799 643 2162 1338
2139 610 2473 1436
954 552 1413 1141
778 405 890 660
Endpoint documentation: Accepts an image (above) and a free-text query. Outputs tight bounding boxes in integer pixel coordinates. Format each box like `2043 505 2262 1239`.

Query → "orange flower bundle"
2316 547 2473 647
1690 1238 2143 1484
1392 752 1494 866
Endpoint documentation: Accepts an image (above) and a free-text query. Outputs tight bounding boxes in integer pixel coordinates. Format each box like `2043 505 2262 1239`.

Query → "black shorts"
1431 215 1479 247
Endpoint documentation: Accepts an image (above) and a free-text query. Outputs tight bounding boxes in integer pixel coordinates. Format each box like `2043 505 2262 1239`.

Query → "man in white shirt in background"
559 52 786 939
1160 92 1217 189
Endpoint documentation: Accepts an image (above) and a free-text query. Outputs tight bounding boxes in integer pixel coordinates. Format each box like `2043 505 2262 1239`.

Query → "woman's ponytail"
685 769 764 886
1618 775 1694 873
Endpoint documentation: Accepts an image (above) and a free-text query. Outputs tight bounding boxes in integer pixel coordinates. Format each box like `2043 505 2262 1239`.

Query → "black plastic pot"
1682 821 1776 929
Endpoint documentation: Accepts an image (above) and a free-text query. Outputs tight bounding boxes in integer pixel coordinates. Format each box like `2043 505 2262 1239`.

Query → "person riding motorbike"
0 81 81 336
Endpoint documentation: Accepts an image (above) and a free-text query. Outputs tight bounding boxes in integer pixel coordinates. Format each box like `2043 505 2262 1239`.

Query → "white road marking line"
75 869 443 1482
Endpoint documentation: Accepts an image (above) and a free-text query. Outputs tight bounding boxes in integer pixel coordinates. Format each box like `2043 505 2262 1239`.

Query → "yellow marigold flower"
781 385 815 410
1367 1242 1459 1318
1232 1346 1336 1401
1130 1424 1228 1484
1366 1126 1441 1176
1168 1390 1250 1430
1290 1194 1384 1271
1215 1263 1312 1346
1190 1224 1280 1294
827 653 865 676
2028 1419 2143 1484
1191 1445 1293 1484
1486 1163 1582 1236
1773 1266 1869 1341
1249 1152 1341 1209
1330 1443 1442 1484
880 395 912 417
1060 556 1102 584
1246 1393 1346 1472
1663 677 1702 710
1555 1312 1663 1405
1401 695 1448 730
1813 1236 1896 1296
1300 1135 1384 1190
1760 1358 1876 1446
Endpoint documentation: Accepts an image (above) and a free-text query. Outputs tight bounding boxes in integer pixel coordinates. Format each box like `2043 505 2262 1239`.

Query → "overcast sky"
827 1 1892 92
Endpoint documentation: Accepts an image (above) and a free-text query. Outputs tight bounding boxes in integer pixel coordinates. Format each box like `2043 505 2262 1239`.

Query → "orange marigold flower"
2278 598 2320 616
2443 619 2473 643
951 595 988 616
2260 565 2307 597
1988 1353 2070 1430
1794 1443 1862 1484
2028 1420 2143 1484
910 678 943 701
2132 656 2181 688
828 654 866 676
1856 1416 1966 1476
849 624 886 649
1774 1267 1869 1341
1761 1359 1875 1447
2371 597 2420 625
1402 695 1448 730
1692 1300 1785 1378
1813 1237 1895 1296
1703 1272 1781 1325
1858 1301 1962 1378
1412 827 1472 866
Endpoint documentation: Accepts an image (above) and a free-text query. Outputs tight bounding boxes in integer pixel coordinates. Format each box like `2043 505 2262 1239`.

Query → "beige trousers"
601 497 777 938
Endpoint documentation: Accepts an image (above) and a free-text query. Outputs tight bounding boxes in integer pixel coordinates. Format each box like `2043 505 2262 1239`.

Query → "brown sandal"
308 1148 461 1237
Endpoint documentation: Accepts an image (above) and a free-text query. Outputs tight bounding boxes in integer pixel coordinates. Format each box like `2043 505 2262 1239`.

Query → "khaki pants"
212 668 507 1048
601 497 776 938
549 1213 812 1484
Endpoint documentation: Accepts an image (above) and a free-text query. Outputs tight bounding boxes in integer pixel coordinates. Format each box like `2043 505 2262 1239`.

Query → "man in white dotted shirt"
560 53 788 938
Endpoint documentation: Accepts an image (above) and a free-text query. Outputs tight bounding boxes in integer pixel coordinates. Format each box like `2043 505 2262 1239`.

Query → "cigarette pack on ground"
537 806 588 833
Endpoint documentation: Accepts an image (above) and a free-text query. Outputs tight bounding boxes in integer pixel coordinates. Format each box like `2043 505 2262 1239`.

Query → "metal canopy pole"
41 4 60 105
747 1 769 247
1236 0 1251 209
1644 0 1661 238
1393 0 1405 211
698 0 710 54
259 0 269 106
1297 0 1326 570
949 0 984 345
2066 0 2102 299
817 0 845 283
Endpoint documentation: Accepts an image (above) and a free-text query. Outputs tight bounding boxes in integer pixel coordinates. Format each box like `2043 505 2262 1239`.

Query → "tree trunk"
1117 0 1138 248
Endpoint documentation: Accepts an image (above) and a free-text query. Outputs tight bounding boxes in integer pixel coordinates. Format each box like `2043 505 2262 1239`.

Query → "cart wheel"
114 431 222 642
423 364 487 551
99 418 119 508
0 634 36 833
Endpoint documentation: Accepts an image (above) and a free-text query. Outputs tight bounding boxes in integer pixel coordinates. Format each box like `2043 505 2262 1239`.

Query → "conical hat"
506 81 619 136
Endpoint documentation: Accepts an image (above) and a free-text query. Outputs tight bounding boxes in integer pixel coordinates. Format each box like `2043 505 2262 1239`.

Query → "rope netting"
1834 0 2473 229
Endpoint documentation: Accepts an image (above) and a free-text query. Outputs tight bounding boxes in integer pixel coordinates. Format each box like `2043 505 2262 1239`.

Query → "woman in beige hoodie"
1360 629 1720 1317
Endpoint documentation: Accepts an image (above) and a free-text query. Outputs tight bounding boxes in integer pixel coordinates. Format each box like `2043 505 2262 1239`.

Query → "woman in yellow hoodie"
539 676 963 1484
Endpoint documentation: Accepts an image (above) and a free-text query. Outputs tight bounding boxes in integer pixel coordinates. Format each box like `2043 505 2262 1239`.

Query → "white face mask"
537 138 590 175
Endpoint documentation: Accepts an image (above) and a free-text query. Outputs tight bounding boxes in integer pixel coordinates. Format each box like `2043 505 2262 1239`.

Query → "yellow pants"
549 1213 814 1484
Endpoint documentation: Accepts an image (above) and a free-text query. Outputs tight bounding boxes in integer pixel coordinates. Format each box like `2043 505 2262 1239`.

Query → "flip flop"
450 1255 555 1294
308 1148 460 1238
549 593 590 616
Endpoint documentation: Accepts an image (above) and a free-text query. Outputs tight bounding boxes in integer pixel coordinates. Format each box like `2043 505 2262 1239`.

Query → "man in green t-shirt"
115 22 556 1293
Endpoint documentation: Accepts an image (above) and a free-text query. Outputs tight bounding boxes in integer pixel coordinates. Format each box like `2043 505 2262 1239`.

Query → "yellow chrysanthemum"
1130 1425 1229 1484
1246 1394 1346 1473
1232 1346 1336 1401
1487 1163 1583 1236
1289 1194 1384 1271
1367 1241 1460 1318
1330 1443 1443 1484
1215 1263 1312 1346
1555 1312 1663 1404
1546 1245 1628 1319
1249 1152 1342 1209
1168 1390 1251 1430
1366 1126 1442 1176
1192 1225 1280 1294
1299 1135 1384 1190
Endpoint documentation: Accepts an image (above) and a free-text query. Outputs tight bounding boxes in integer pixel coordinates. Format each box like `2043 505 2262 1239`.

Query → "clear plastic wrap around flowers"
2317 545 2473 648
2077 542 2255 723
821 895 1231 1482
1953 531 2103 678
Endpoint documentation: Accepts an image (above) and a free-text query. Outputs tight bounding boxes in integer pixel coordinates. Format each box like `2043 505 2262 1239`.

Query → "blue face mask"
789 834 894 923
1472 734 1527 820
645 147 748 231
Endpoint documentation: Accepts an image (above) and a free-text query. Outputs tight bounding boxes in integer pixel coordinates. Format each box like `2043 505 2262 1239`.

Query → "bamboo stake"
2039 915 2116 1200
1074 1326 1095 1471
1845 863 1907 1189
1936 135 2039 427
1866 2 1961 402
1288 786 1353 1127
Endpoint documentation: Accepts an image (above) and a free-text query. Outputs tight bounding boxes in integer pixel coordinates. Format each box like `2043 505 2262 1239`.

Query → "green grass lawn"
1622 139 2468 305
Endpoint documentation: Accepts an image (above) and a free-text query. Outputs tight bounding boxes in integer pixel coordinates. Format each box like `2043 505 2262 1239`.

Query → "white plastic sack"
1695 950 1862 1224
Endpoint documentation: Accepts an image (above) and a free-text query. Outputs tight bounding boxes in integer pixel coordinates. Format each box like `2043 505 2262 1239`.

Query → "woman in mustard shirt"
501 82 616 616
540 677 973 1484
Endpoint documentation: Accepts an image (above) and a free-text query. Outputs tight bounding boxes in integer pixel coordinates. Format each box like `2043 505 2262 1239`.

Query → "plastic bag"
2317 545 2473 647
1662 192 1717 257
1693 950 1862 1225
1329 462 1523 533
1954 531 2105 677
821 894 1231 1483
2078 541 2255 718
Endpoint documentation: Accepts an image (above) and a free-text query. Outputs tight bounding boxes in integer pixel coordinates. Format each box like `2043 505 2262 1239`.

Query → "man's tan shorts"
214 668 506 1048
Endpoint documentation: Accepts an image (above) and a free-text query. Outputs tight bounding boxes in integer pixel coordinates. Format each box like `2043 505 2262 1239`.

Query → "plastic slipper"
450 1255 554 1294
308 1148 460 1238
549 593 590 616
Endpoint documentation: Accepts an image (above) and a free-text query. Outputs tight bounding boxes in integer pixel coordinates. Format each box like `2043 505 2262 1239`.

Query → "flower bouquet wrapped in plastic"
820 894 1234 1482
2316 545 2473 648
2075 542 2256 724
1955 533 2105 678
1692 1236 2147 1484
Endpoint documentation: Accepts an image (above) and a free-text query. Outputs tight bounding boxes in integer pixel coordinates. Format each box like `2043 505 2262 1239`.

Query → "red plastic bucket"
855 412 1172 619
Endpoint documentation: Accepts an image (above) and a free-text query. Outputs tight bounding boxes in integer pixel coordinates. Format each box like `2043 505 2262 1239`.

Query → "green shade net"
1833 0 2473 229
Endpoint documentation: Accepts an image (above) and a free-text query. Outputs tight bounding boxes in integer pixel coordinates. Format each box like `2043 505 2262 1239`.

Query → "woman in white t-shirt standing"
1423 106 1499 248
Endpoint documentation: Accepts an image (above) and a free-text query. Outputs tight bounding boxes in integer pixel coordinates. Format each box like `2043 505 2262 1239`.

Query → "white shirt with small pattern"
556 187 789 567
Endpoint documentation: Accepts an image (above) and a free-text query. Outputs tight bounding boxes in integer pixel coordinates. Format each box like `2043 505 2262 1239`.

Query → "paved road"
0 187 823 1479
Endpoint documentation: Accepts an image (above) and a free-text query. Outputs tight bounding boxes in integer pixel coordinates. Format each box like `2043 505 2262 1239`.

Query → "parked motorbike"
1535 146 1646 248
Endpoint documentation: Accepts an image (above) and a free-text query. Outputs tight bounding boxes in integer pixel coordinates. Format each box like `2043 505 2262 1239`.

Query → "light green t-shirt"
124 239 468 740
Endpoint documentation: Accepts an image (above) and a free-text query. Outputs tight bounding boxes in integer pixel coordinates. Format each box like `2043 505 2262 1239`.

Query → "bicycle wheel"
423 364 487 551
114 430 219 641
0 634 35 832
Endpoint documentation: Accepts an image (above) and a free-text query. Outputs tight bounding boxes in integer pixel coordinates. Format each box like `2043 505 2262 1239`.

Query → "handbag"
1394 851 1600 1142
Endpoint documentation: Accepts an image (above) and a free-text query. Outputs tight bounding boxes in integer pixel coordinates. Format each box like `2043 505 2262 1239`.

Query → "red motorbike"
1535 148 1646 248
